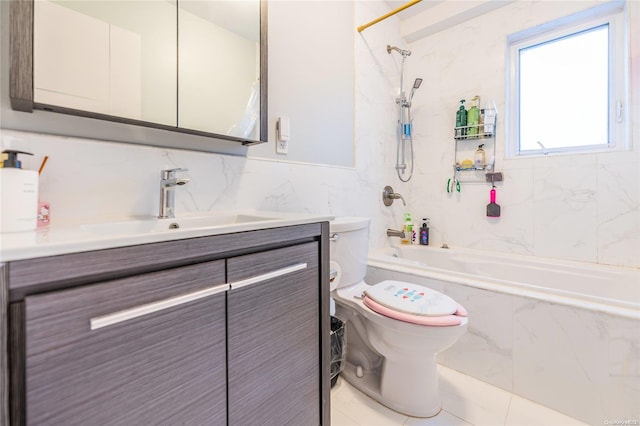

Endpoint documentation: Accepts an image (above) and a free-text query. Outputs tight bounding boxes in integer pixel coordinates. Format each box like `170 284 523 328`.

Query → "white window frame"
506 1 629 158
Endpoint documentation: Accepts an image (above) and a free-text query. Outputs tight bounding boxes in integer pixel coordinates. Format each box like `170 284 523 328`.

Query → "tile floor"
331 365 588 426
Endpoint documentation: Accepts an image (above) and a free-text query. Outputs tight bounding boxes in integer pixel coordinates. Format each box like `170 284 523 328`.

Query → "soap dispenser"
0 150 38 232
474 144 486 169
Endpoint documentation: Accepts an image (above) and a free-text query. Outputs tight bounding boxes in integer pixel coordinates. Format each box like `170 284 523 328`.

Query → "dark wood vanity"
0 222 331 425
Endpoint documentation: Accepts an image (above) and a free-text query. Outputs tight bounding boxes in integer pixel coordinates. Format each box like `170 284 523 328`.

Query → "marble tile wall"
0 127 387 242
511 298 640 425
438 283 514 393
402 0 640 268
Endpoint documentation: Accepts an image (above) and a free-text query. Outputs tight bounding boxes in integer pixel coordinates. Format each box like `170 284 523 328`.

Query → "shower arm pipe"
357 0 422 33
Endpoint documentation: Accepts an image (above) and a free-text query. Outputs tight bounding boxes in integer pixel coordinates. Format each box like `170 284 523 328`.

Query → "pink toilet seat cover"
363 280 468 327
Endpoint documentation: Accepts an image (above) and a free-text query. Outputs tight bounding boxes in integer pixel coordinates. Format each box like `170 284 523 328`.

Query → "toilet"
330 217 468 418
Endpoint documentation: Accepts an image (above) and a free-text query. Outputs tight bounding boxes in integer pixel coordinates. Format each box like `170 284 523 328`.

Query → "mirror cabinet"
9 0 267 147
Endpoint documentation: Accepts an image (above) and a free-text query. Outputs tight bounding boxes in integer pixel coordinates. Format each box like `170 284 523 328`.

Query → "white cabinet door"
109 25 142 120
34 0 142 119
34 0 110 113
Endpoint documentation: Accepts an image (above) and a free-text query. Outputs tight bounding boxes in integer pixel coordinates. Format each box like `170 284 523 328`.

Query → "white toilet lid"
365 280 459 317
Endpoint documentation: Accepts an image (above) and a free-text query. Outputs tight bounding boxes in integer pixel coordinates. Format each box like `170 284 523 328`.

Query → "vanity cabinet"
3 223 330 425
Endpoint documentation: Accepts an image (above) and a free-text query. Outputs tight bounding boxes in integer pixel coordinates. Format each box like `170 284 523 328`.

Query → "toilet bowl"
330 217 468 418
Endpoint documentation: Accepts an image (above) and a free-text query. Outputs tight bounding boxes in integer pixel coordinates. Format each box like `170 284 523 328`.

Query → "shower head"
387 45 411 57
409 78 423 101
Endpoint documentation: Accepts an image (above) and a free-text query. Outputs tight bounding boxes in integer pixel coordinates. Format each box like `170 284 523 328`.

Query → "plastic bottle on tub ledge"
420 218 429 245
401 213 413 245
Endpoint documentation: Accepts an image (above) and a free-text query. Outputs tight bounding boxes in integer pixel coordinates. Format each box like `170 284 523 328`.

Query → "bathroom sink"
81 213 279 236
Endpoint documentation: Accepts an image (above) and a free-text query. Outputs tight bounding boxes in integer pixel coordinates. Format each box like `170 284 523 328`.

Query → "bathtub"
368 245 640 319
365 244 640 425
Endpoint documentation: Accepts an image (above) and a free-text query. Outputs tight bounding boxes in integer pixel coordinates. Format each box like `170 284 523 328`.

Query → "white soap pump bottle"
0 150 39 232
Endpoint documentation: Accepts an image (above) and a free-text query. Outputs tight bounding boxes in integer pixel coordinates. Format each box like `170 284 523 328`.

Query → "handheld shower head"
409 78 423 102
387 45 411 57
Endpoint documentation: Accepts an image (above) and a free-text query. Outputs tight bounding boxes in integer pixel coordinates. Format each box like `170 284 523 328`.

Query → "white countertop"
0 210 332 262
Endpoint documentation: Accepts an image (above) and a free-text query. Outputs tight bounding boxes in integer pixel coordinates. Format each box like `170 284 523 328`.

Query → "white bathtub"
365 244 640 425
368 245 640 319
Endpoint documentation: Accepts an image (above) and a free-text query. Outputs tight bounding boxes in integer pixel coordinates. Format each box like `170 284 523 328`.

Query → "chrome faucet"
159 168 190 219
382 186 406 206
386 229 405 239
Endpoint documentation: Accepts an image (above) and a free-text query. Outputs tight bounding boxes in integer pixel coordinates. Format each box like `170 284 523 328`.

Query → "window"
507 2 628 157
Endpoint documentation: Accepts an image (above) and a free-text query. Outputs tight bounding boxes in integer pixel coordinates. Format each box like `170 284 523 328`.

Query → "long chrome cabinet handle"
90 263 307 330
229 263 308 291
90 283 230 331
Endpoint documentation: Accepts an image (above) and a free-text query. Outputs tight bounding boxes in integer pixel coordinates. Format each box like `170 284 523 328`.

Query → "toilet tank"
329 217 370 289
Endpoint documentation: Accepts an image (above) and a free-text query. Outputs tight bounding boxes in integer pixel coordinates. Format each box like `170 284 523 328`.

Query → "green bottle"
455 100 467 137
467 96 480 137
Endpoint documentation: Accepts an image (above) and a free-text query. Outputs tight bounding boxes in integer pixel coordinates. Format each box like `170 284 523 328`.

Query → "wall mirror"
32 0 177 126
179 1 261 140
6 0 267 152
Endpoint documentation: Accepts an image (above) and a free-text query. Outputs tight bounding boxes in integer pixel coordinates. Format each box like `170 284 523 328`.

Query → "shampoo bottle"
0 150 38 232
419 218 430 245
474 144 486 169
455 100 467 137
401 213 413 245
467 96 480 137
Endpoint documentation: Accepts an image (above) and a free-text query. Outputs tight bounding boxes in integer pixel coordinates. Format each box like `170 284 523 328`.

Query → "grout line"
443 408 474 426
503 394 513 426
